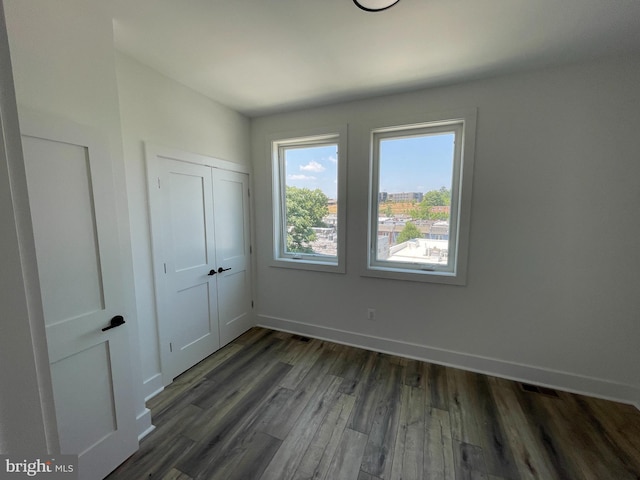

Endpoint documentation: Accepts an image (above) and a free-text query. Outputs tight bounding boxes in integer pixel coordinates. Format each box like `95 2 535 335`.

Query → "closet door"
158 158 220 382
212 168 252 345
150 148 253 384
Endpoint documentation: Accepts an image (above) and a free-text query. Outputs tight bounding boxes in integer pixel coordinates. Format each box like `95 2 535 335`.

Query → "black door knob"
208 269 217 276
217 267 232 273
102 315 125 332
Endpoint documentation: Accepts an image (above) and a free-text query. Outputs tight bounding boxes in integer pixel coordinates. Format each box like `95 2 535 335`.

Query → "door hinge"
169 342 173 352
250 245 252 254
157 177 161 189
163 263 167 274
251 300 254 308
248 188 251 197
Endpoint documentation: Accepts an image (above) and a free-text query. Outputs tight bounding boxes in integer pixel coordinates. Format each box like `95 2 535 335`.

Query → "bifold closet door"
156 156 252 382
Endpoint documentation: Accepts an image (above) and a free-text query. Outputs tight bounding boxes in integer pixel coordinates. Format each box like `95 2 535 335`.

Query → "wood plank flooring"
107 328 640 480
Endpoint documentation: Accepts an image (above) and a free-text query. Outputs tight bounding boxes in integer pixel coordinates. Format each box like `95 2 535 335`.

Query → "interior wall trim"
136 408 154 441
143 373 164 402
257 314 640 411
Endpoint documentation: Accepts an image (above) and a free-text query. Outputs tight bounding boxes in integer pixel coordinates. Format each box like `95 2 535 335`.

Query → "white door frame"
145 143 251 386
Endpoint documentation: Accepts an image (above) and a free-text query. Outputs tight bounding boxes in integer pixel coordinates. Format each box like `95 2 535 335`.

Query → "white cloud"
327 155 337 164
300 160 325 172
288 174 316 181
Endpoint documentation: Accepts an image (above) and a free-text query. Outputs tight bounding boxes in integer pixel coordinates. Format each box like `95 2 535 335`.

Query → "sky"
379 132 454 195
284 132 455 200
285 144 339 199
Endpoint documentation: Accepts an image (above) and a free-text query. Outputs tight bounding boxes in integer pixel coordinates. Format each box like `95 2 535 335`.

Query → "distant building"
323 213 338 227
387 238 449 265
377 219 449 244
427 220 449 240
429 205 450 214
386 192 423 202
309 225 337 256
377 235 390 260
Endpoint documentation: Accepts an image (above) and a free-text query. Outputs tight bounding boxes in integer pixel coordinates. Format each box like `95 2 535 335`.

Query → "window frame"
270 125 347 273
364 110 476 285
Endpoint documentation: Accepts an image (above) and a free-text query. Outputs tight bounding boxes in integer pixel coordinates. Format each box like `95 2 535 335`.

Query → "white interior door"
159 158 220 381
213 169 253 345
20 112 137 480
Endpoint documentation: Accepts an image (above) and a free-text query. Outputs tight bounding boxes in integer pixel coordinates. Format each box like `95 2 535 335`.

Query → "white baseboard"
143 373 164 402
136 407 154 441
257 314 640 409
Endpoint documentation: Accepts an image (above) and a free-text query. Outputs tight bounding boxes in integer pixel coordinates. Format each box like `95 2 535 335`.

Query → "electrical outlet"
367 308 376 320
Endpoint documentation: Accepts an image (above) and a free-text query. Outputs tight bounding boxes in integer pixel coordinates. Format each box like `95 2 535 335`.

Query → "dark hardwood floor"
107 327 640 480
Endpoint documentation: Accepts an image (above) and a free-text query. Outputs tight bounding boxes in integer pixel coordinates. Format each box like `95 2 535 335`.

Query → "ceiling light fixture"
353 0 400 12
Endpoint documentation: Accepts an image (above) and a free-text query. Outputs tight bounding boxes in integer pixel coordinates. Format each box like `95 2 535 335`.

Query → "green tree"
396 222 422 244
285 186 329 253
422 186 451 207
411 186 451 220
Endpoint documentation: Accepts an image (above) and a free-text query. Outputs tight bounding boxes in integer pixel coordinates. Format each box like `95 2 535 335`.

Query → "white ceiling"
111 0 640 117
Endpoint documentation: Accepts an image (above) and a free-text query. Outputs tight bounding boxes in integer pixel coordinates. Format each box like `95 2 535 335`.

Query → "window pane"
283 143 338 257
375 131 455 269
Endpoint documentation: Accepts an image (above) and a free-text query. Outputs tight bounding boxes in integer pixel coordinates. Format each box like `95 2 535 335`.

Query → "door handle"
102 315 125 332
217 267 231 273
208 269 217 276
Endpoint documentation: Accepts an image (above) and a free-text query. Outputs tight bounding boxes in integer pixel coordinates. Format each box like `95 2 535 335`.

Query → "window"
366 111 476 284
271 126 347 272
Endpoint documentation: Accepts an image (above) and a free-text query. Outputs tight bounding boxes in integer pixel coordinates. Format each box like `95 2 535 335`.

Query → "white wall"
0 0 53 452
252 55 640 405
114 52 251 398
3 0 149 437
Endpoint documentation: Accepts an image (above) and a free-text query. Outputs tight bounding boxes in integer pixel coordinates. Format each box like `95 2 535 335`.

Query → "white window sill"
362 266 466 285
271 257 345 274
